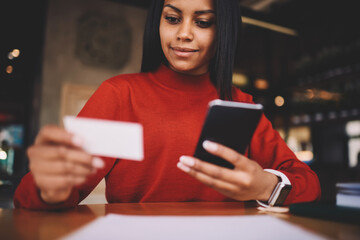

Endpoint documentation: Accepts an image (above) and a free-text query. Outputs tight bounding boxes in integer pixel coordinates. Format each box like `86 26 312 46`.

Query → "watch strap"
256 169 292 207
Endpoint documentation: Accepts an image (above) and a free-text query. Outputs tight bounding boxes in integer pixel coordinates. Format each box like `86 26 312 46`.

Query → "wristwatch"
256 169 292 207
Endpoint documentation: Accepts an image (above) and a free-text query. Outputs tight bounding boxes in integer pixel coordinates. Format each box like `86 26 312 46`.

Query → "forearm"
13 173 80 210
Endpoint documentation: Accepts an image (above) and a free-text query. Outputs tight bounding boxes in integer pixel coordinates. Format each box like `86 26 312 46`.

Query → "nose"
176 20 193 42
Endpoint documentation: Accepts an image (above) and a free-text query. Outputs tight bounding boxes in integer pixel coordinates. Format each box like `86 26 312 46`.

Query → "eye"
165 16 181 24
195 20 214 28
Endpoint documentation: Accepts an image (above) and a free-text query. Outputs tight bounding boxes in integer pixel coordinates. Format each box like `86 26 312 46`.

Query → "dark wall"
0 0 48 207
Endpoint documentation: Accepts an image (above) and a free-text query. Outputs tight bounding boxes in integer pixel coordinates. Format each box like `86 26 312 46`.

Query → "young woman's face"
159 0 216 75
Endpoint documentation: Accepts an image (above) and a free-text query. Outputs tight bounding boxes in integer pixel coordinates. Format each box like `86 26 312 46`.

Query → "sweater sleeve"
249 114 321 205
232 87 321 204
13 80 122 210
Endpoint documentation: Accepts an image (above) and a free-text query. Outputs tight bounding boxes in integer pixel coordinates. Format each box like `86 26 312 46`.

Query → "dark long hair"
141 0 241 100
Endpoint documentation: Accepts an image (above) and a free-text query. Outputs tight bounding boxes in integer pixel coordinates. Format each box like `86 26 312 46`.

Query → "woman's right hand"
27 125 104 204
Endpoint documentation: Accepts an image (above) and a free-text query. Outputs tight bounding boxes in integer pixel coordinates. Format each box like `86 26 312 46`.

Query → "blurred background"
0 0 359 208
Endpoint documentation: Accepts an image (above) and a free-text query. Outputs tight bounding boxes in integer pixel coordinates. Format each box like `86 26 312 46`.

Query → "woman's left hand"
177 140 278 202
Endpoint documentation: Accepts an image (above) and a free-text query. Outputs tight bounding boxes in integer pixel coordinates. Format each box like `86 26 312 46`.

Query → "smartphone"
193 99 263 169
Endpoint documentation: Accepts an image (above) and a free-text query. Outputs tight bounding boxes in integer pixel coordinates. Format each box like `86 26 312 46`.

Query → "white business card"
63 116 144 161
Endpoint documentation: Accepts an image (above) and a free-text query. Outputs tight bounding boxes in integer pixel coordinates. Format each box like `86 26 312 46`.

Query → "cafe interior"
0 0 359 234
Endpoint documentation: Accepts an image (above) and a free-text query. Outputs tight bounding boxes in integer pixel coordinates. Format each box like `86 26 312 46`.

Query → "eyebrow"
164 4 215 15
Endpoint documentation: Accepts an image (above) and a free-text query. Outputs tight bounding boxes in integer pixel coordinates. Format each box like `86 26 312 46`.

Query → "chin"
169 61 203 75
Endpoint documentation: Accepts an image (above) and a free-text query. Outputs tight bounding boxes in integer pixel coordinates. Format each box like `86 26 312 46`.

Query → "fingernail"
203 140 218 152
177 162 190 173
72 135 84 147
179 156 195 167
92 157 104 168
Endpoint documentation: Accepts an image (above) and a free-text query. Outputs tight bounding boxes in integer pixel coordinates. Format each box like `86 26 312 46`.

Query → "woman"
14 0 321 210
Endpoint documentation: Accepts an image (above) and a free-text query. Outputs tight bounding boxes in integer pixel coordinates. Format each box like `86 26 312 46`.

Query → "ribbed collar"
149 64 215 93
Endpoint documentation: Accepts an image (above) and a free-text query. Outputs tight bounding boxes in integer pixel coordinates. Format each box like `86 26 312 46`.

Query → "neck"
149 64 215 93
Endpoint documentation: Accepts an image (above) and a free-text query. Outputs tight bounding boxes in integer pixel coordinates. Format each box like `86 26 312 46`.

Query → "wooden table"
0 202 359 240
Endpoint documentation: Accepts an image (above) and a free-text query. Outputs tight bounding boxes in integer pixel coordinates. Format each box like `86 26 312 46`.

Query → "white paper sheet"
63 214 326 240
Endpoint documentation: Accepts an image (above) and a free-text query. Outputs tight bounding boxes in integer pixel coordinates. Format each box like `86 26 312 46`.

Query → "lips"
171 47 198 52
170 46 199 57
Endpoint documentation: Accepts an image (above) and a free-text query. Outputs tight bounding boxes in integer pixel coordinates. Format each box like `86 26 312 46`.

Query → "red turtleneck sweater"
14 65 321 210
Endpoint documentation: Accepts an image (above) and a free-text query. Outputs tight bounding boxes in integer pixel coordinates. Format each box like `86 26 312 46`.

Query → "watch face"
274 185 292 206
